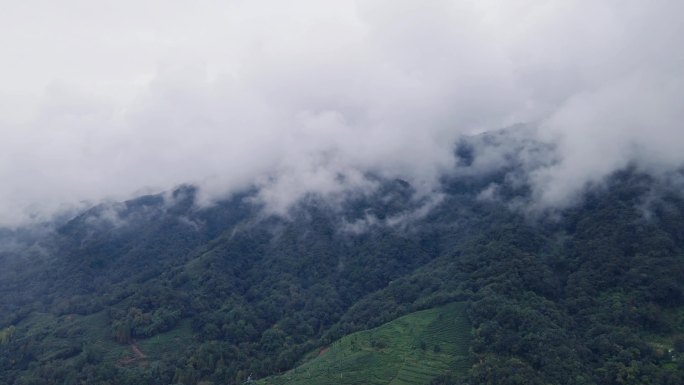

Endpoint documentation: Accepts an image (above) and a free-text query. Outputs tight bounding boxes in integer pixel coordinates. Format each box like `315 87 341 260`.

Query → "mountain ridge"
1 162 683 384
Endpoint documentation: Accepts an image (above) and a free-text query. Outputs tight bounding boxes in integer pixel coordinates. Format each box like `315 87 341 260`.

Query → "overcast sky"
1 0 683 226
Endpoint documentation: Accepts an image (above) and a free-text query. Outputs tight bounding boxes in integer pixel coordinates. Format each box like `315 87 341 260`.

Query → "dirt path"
318 346 330 357
118 341 148 367
131 341 147 358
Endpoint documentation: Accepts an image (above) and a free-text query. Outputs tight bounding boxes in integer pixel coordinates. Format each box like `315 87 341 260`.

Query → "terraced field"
257 302 471 385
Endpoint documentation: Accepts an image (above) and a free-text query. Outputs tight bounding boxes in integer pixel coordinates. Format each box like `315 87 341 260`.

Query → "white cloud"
0 0 683 226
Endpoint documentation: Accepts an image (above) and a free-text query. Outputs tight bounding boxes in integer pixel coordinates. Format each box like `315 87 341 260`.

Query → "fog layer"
1 0 682 225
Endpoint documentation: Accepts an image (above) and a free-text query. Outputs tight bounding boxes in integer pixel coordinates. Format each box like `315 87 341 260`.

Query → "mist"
1 0 683 226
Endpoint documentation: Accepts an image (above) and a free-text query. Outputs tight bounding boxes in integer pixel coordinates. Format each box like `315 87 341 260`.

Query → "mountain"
1 146 684 384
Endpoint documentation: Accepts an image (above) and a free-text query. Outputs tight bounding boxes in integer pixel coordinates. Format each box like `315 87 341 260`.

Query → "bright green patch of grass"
258 302 471 385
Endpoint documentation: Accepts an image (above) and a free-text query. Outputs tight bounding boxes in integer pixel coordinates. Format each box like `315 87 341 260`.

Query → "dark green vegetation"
258 302 470 385
1 136 684 384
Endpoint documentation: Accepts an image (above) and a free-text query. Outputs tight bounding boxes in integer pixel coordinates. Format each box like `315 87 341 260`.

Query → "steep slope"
1 164 684 385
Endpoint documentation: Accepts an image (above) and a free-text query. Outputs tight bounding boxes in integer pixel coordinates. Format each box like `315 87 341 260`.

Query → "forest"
1 156 683 384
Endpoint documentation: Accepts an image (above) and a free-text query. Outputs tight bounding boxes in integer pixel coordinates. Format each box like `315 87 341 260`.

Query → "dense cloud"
0 0 683 226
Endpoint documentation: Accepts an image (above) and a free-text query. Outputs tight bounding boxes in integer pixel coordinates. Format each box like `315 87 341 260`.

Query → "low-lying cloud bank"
0 0 683 226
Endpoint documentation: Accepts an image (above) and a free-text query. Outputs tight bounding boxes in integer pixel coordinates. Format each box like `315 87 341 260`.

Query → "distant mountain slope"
1 161 684 384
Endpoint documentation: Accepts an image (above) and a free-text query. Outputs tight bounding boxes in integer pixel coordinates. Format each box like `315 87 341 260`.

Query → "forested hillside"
1 155 683 384
2 0 683 383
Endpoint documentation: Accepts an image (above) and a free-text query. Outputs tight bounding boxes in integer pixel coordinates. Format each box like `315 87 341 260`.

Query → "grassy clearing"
137 318 194 360
257 302 471 385
15 310 128 364
14 309 195 368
